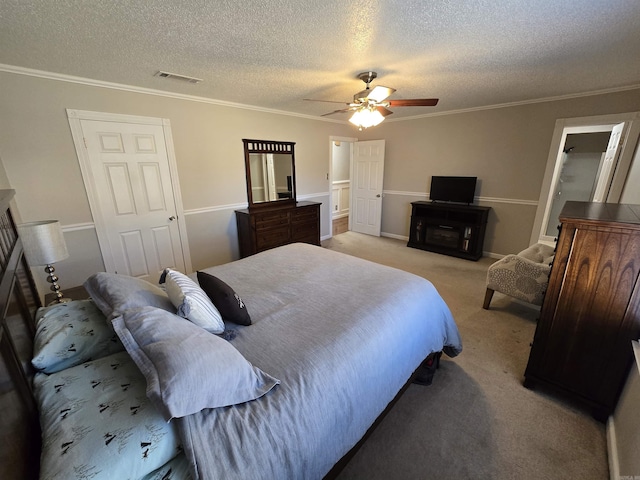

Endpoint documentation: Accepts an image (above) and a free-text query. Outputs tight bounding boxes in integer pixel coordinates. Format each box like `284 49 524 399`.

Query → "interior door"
265 154 277 201
592 122 625 202
79 119 186 280
350 140 385 236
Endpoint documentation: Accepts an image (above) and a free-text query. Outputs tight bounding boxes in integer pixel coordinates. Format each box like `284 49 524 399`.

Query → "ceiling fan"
304 71 439 128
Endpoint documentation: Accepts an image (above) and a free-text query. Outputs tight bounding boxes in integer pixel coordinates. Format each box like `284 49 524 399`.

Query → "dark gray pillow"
197 271 252 326
112 306 279 420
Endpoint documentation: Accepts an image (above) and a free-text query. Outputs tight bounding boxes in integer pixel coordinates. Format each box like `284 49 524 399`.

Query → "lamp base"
46 297 72 307
44 264 68 305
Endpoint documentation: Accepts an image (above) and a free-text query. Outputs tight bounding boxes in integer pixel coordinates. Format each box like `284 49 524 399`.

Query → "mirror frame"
243 139 297 209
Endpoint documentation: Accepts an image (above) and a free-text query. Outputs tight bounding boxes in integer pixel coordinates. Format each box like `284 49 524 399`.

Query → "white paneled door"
592 122 625 202
70 112 187 280
351 140 385 236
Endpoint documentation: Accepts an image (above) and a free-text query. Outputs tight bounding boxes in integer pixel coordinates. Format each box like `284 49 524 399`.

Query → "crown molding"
3 63 638 125
0 63 344 124
385 84 640 122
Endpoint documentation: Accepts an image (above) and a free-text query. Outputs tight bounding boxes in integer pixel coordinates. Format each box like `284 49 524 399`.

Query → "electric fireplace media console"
408 201 490 261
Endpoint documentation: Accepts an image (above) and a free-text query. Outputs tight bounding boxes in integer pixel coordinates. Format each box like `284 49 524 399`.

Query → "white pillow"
160 268 225 334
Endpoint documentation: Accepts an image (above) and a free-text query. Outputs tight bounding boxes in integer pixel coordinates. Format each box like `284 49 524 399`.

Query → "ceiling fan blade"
368 85 396 103
388 98 439 107
321 108 352 117
304 98 350 104
376 106 394 117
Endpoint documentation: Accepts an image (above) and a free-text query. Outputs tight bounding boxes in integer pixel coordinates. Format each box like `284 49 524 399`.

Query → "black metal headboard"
0 189 42 480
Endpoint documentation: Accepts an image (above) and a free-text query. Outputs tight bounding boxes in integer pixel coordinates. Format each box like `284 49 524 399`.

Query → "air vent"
154 71 202 84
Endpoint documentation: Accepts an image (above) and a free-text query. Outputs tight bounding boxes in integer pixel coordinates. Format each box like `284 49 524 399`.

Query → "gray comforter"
178 243 462 480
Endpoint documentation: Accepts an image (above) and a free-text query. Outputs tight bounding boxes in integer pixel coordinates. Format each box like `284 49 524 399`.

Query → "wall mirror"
243 139 296 209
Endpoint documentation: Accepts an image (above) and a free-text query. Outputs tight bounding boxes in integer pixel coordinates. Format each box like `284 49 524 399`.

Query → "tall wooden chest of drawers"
235 201 321 258
524 201 640 420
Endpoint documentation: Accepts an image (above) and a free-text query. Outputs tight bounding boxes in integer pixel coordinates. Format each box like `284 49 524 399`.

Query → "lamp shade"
18 220 69 266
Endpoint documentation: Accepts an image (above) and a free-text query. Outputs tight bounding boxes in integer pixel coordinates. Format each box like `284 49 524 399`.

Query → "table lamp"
18 220 70 304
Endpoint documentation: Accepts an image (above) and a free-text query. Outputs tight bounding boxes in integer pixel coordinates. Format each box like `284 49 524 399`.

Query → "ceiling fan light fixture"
349 107 385 130
310 70 439 120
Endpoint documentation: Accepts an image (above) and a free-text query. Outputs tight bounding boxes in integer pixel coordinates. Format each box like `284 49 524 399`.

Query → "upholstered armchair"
483 243 555 309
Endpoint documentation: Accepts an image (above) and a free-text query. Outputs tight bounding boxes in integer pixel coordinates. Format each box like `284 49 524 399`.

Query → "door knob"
376 194 381 198
169 216 176 221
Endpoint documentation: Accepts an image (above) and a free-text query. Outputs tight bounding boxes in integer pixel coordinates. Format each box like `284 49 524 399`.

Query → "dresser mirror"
243 139 297 209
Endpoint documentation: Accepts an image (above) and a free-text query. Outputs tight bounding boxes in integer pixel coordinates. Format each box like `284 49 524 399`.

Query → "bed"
0 189 462 480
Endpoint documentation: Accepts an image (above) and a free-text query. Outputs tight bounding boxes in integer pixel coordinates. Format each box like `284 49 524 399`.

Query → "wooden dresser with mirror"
235 139 321 258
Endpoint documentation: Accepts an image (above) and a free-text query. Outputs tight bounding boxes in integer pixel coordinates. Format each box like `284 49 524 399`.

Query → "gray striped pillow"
161 269 224 334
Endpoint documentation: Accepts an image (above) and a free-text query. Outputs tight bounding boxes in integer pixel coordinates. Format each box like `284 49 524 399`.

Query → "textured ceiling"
1 0 640 121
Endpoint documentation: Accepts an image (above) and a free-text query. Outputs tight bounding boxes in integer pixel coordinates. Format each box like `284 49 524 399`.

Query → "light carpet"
323 232 608 480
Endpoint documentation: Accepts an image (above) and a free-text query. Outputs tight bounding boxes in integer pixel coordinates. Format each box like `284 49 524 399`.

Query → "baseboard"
607 417 620 480
369 232 505 260
381 232 408 241
335 230 505 260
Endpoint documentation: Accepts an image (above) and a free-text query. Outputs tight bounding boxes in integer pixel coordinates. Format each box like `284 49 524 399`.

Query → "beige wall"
0 70 353 292
0 153 22 226
608 342 640 478
0 154 10 189
2 67 640 294
621 145 640 204
359 88 640 254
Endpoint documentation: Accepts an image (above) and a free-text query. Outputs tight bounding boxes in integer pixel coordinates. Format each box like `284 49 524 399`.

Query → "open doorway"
543 131 611 237
328 137 387 239
331 140 351 234
329 136 357 237
531 112 640 246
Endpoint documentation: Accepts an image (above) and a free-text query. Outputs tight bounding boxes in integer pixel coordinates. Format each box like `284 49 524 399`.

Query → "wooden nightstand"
44 285 89 305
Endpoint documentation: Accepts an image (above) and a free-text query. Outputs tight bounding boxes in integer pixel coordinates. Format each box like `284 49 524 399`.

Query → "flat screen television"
429 176 477 204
